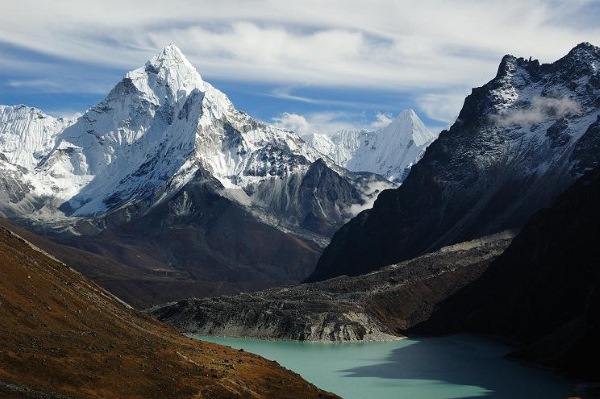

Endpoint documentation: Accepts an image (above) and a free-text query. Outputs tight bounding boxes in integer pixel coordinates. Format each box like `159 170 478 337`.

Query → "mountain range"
151 42 600 382
310 42 600 282
1 38 599 388
0 44 431 307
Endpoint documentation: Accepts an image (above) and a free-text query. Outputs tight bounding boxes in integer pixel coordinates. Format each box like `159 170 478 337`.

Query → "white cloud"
8 79 62 90
45 109 84 120
272 113 313 135
491 96 582 126
2 1 599 86
272 111 401 135
370 113 393 129
1 0 599 122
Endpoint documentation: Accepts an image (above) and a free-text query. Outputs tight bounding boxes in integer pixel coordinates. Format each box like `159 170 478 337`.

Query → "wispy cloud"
491 96 582 126
8 79 62 89
416 91 468 125
272 111 397 135
273 112 355 135
268 86 389 110
370 113 393 129
5 79 111 95
1 0 599 126
2 1 598 85
45 109 83 120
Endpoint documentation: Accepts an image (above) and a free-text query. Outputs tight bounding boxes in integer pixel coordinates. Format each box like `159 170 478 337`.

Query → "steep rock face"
151 232 512 342
309 42 600 282
411 164 600 380
252 159 370 236
306 110 437 183
0 224 338 399
95 173 321 282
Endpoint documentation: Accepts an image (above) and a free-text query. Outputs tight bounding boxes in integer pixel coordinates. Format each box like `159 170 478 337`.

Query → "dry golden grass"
0 226 337 399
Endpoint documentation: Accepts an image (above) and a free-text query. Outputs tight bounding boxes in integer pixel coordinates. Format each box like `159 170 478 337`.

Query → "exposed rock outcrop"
151 232 513 342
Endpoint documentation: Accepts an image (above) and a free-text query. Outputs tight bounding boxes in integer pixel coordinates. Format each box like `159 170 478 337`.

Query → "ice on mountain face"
0 44 390 230
483 52 600 181
306 110 437 183
0 105 73 170
35 47 206 215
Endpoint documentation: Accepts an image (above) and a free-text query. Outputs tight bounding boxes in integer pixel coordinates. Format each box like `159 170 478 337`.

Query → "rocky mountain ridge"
410 163 600 381
310 42 600 282
1 45 391 228
151 231 513 342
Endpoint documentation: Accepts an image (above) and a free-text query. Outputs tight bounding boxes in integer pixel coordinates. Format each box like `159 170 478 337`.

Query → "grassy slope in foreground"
0 226 337 399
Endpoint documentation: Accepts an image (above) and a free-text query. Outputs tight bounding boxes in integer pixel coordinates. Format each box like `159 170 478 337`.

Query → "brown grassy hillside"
0 225 337 399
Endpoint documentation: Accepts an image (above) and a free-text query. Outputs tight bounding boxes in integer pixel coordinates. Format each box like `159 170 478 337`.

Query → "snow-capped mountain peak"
30 45 235 215
563 42 600 68
4 45 326 217
128 44 206 104
380 109 435 147
306 109 437 183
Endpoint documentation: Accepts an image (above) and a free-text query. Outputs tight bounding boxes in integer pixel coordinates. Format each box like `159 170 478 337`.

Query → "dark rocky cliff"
410 165 600 380
309 43 600 282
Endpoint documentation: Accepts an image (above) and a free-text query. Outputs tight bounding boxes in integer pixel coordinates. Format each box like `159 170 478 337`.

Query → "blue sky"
1 0 599 134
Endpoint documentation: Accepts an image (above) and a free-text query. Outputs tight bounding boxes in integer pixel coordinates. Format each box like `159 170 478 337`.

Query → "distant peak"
572 42 598 52
389 109 424 127
380 109 436 147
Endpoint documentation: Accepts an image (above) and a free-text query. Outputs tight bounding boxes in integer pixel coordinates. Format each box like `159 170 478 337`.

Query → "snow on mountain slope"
34 45 221 215
0 105 73 170
0 45 393 303
306 110 437 183
307 130 362 167
25 45 326 217
0 44 388 237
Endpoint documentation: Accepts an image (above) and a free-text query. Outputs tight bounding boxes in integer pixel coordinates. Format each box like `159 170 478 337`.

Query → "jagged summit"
495 42 600 82
307 109 437 183
129 44 207 102
567 41 600 59
551 41 600 77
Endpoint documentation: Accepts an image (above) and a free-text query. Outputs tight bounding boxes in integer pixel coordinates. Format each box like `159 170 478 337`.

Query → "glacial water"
193 334 575 399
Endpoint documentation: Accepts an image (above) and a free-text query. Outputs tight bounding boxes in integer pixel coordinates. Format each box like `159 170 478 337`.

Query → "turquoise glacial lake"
193 334 575 399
